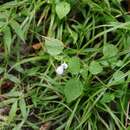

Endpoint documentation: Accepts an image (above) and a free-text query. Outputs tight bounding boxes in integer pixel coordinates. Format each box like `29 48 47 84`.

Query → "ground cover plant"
0 0 130 130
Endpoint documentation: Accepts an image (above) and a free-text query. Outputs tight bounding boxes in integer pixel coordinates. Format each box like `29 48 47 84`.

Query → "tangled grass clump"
0 0 130 130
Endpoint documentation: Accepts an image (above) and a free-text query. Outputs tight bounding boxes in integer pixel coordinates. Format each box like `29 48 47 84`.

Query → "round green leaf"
68 57 80 74
103 44 118 58
45 38 64 56
113 71 125 84
116 60 123 67
100 60 109 67
56 2 70 19
89 61 103 75
64 79 83 103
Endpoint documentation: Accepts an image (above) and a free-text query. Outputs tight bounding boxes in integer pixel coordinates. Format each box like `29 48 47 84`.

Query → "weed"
0 0 130 130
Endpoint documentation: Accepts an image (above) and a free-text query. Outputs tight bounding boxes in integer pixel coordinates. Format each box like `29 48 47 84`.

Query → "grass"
0 0 130 130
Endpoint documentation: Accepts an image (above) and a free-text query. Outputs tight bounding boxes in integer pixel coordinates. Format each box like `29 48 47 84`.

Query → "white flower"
56 63 68 75
56 66 64 75
61 63 68 69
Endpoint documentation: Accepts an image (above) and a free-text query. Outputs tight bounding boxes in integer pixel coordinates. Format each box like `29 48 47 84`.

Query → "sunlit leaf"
68 57 80 74
64 79 83 103
113 71 125 84
56 2 70 19
103 44 118 58
45 38 64 56
89 61 103 75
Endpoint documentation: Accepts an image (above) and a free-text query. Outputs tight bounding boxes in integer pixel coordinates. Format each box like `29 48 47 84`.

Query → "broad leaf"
68 57 80 74
56 2 70 19
45 38 64 56
113 71 125 84
64 79 83 103
103 44 118 58
116 60 123 67
100 60 109 67
89 61 103 75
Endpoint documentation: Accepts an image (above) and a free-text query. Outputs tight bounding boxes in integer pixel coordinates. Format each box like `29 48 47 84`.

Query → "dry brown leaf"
32 43 42 50
40 122 51 130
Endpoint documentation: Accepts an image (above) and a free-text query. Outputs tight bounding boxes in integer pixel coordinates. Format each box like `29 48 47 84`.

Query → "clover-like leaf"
89 61 103 75
56 2 70 19
64 79 83 103
68 57 80 74
45 38 64 56
103 44 118 58
113 71 125 84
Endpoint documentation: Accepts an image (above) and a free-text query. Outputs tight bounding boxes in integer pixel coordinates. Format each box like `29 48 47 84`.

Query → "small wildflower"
56 65 64 75
61 63 68 69
56 63 68 75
